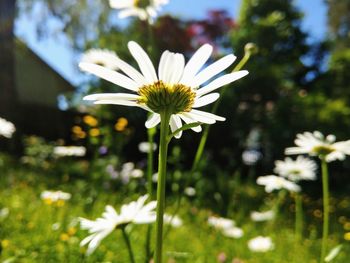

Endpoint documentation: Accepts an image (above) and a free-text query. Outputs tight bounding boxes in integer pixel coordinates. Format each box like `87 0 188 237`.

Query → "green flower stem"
122 228 135 263
154 111 171 263
295 193 303 241
164 51 253 240
272 189 287 224
320 158 330 263
190 50 252 175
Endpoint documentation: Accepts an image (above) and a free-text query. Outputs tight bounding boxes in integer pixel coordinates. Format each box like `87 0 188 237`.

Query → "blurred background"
1 0 350 261
1 0 349 185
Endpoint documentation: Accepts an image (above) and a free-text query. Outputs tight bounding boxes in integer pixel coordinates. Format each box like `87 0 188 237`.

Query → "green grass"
0 165 349 263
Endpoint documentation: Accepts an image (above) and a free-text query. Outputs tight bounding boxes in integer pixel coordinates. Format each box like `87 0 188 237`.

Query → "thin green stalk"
295 193 303 241
190 49 252 176
122 228 135 263
272 189 287 224
145 18 156 263
320 158 330 263
164 50 253 239
154 111 171 263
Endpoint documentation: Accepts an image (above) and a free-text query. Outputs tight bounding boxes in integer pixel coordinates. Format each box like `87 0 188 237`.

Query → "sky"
14 0 328 86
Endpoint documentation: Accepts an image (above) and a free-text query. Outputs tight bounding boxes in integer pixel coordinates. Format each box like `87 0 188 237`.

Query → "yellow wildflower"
89 128 100 137
115 117 128 132
83 115 98 127
60 233 70 241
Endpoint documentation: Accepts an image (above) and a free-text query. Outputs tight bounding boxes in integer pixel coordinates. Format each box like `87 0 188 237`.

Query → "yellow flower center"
137 81 196 114
312 145 335 156
133 0 148 8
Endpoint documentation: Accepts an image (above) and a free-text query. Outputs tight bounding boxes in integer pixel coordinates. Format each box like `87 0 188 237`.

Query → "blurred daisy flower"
274 156 317 182
248 236 274 252
164 214 183 228
41 190 71 206
138 141 157 153
250 210 275 222
81 49 119 70
257 175 301 193
79 195 156 255
53 146 86 157
208 216 243 239
0 117 15 138
285 131 350 162
109 0 168 22
81 41 248 139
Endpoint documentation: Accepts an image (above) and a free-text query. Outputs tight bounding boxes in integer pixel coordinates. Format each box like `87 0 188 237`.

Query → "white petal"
109 0 133 9
178 114 202 132
190 54 236 87
113 57 148 86
84 93 139 101
145 113 160 128
189 109 225 122
196 70 249 97
193 93 220 108
128 41 158 84
79 62 139 91
169 53 185 84
94 100 139 107
158 51 170 82
180 44 213 85
169 115 183 138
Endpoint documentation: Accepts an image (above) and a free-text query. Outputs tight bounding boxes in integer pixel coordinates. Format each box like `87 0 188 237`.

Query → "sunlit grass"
0 164 349 263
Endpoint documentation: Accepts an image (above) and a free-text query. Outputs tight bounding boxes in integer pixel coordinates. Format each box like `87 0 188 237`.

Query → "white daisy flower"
184 187 196 197
285 131 350 162
248 236 274 252
80 41 248 139
256 175 301 193
53 146 86 157
250 210 275 222
164 214 183 228
81 49 119 70
208 216 235 230
274 156 317 182
109 0 168 22
80 195 156 255
222 226 244 239
138 141 157 153
40 190 72 202
0 117 15 138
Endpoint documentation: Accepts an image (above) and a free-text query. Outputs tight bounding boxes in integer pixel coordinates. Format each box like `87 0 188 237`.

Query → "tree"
218 0 315 167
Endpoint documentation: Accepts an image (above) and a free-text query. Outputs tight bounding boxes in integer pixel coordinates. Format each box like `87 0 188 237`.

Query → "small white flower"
164 214 183 228
80 195 156 255
0 117 15 138
152 173 158 182
40 190 71 202
81 49 119 70
274 156 317 182
130 169 144 178
242 149 262 165
248 236 274 252
222 226 244 239
53 146 86 157
138 141 157 153
208 216 235 230
119 162 144 183
0 207 9 220
250 210 275 222
184 187 196 197
81 41 248 139
109 0 168 22
285 131 350 162
52 222 61 231
256 175 301 193
325 244 342 262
